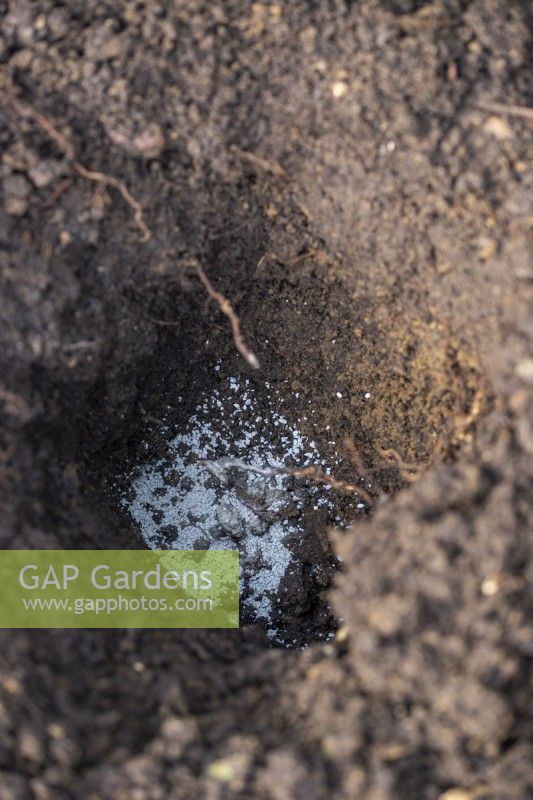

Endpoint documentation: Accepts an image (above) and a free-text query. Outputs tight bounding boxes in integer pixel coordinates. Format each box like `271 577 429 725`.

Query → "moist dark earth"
1 1 532 798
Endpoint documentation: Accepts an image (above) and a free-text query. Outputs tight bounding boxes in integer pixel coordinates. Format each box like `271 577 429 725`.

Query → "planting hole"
122 369 368 647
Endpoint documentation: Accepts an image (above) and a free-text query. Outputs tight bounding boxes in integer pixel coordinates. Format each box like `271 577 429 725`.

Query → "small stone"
478 238 496 261
483 115 513 140
206 738 255 792
5 195 27 216
2 142 36 171
47 723 65 739
3 173 31 216
132 123 165 158
481 576 499 596
9 47 33 68
48 9 69 39
101 34 124 60
216 504 245 538
331 80 348 98
27 159 63 188
207 759 235 783
18 728 45 764
1 675 23 694
335 626 349 643
186 137 201 160
481 578 499 597
108 77 128 100
515 359 533 384
159 716 197 759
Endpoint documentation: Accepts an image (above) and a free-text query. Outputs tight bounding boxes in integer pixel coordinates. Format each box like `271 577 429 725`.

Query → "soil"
0 1 532 798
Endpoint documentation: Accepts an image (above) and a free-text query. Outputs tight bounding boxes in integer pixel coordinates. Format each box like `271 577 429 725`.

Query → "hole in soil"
120 370 366 647
90 254 482 649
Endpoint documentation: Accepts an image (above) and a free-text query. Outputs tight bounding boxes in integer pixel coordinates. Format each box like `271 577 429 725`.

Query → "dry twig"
8 96 151 241
194 264 260 369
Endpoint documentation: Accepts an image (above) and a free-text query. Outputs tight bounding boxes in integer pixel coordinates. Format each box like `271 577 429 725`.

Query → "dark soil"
1 1 532 798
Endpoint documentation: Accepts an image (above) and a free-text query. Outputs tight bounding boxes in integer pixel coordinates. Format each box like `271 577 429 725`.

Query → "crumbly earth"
0 1 532 799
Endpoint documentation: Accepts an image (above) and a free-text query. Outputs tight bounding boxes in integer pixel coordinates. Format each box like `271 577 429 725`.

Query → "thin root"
206 457 374 505
343 438 371 479
194 264 260 370
73 162 150 242
474 100 533 121
458 388 484 435
44 177 72 207
377 446 427 482
230 145 287 178
9 96 151 241
285 465 374 505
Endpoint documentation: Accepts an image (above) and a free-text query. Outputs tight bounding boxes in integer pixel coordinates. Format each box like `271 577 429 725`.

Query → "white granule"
123 377 353 639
